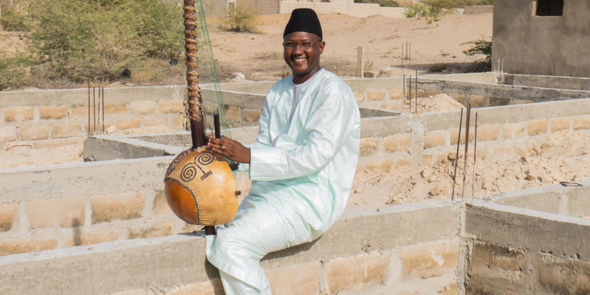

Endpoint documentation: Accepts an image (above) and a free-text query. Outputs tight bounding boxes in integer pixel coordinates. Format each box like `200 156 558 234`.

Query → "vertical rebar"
451 108 463 200
403 74 406 102
93 86 96 134
408 76 412 113
461 105 472 200
97 83 101 134
102 86 105 133
472 112 478 199
415 70 418 114
87 81 90 135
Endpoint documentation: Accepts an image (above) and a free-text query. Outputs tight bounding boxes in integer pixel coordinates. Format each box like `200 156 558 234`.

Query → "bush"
220 6 260 33
355 0 399 7
0 53 31 90
25 0 184 83
463 38 492 72
0 4 28 31
404 3 430 18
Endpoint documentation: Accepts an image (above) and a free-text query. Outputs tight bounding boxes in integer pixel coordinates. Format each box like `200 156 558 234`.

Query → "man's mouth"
293 58 307 63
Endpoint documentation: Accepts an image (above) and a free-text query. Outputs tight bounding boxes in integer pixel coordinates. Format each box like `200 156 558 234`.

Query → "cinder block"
36 238 59 251
421 154 434 166
502 123 524 139
3 106 34 122
527 120 548 136
469 242 526 283
165 278 223 295
400 239 459 279
513 142 528 157
537 253 590 295
104 102 128 115
573 115 590 130
242 108 261 123
91 191 145 224
353 91 365 104
70 105 88 118
326 251 391 293
384 134 410 152
171 116 185 130
267 262 320 295
64 227 119 247
52 122 84 138
128 222 173 239
26 197 85 228
129 101 157 115
39 105 68 119
477 124 500 141
424 130 447 148
367 89 386 101
389 89 404 99
115 118 141 130
0 126 17 141
142 117 168 127
159 100 184 114
438 282 459 295
395 157 411 168
19 125 49 140
360 138 379 156
0 239 36 256
225 105 241 125
34 139 69 149
566 185 590 218
379 101 402 111
365 158 393 173
550 117 570 132
450 128 475 145
153 189 170 215
0 203 17 232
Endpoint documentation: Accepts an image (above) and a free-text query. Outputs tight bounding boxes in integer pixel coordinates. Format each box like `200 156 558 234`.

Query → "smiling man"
206 8 360 294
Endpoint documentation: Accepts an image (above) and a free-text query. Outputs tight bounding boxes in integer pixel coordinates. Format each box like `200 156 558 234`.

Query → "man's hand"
207 135 251 164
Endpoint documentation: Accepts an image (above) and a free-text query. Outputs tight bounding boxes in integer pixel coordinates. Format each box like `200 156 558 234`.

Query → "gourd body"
164 147 238 225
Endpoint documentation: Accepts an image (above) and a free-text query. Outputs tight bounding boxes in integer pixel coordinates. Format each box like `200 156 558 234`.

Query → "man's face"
283 32 325 84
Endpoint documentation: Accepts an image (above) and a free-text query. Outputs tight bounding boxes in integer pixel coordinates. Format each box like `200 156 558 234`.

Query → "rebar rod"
451 108 463 200
472 112 478 199
87 81 90 135
461 105 472 200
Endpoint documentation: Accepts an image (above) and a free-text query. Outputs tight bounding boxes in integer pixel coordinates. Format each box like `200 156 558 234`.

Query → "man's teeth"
294 58 306 61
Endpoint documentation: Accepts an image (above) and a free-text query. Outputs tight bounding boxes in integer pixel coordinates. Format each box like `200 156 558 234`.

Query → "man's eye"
302 43 312 48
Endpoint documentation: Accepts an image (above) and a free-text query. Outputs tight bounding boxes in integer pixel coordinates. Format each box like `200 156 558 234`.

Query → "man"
206 8 360 294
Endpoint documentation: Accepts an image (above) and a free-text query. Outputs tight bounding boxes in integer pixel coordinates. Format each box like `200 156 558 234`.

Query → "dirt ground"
207 12 494 81
3 12 590 211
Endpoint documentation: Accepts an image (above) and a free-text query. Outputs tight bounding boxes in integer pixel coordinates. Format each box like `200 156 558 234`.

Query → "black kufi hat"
283 8 322 39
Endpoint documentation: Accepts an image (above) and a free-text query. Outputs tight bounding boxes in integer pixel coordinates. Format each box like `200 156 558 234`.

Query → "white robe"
206 69 361 294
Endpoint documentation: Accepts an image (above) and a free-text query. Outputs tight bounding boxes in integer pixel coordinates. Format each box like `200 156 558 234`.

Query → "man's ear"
319 41 326 54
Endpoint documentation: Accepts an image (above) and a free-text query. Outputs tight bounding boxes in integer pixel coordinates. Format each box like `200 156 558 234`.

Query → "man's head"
283 8 325 84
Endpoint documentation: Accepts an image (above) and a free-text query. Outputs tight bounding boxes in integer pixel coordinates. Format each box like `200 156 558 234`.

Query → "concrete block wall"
0 202 462 295
357 98 590 174
465 202 590 294
0 157 202 256
489 179 590 218
0 86 187 150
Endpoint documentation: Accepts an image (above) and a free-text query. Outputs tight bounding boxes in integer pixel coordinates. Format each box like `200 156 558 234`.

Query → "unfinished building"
1 70 590 294
493 0 590 89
